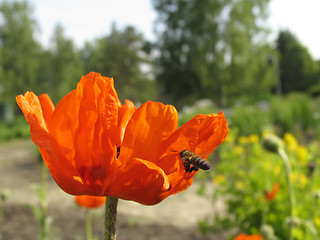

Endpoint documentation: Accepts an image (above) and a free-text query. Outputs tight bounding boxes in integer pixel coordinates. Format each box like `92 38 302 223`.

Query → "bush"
229 103 271 137
198 133 320 239
0 116 30 142
269 93 313 136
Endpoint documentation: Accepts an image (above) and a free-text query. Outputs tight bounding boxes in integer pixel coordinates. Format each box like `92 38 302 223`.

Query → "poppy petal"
108 157 170 205
193 111 229 156
117 99 136 145
162 111 229 158
75 195 106 208
16 92 83 194
16 92 51 145
47 73 119 194
49 73 118 167
119 101 178 165
157 111 228 178
38 94 55 124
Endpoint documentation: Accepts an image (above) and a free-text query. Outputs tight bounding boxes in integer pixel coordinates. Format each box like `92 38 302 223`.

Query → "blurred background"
1 0 320 239
1 0 320 141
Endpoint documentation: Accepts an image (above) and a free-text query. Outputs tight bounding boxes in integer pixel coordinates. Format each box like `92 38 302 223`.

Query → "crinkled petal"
38 94 55 124
117 99 136 145
16 92 83 194
48 72 119 195
161 111 229 158
16 92 51 146
119 101 178 165
108 158 170 205
17 72 120 196
154 111 229 199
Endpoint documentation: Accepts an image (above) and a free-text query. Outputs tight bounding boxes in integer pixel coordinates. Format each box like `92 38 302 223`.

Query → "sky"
23 0 320 59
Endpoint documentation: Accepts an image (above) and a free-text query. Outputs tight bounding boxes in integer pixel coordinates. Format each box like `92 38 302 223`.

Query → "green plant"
198 133 320 239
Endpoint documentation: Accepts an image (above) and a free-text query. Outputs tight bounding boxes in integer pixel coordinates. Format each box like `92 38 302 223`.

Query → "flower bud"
314 190 320 200
262 135 283 153
260 224 276 239
285 216 302 227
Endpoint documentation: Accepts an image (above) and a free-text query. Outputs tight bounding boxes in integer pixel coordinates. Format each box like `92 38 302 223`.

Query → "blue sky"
27 0 320 59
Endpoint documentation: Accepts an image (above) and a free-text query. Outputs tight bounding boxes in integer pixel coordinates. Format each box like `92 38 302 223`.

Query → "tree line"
1 0 319 113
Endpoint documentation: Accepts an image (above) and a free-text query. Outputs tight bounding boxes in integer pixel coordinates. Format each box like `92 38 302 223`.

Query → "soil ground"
0 139 227 240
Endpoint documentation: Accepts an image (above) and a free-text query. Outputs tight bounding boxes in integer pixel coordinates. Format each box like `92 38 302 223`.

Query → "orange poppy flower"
265 183 280 201
234 233 264 240
16 72 229 205
75 195 106 209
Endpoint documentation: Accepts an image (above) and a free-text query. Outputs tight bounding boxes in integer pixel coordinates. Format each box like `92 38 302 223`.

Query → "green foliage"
200 133 320 239
152 0 274 107
221 93 319 140
229 103 271 137
0 1 42 102
178 99 218 126
152 0 225 107
0 116 30 141
277 30 320 94
269 93 314 136
221 0 275 103
44 24 84 104
82 24 156 103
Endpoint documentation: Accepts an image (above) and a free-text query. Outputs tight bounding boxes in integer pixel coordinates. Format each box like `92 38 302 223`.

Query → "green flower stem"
261 203 268 227
40 160 49 240
41 160 48 216
278 148 294 240
104 197 118 240
85 210 93 240
0 200 4 240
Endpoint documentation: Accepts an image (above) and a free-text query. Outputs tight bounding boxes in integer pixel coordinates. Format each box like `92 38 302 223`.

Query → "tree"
45 24 84 103
152 0 274 107
82 24 156 102
152 0 224 107
276 30 320 94
221 0 275 103
0 0 41 102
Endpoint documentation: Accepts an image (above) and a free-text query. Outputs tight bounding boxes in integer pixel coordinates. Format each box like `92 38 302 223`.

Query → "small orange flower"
75 195 106 209
264 183 280 201
16 72 229 205
234 233 264 240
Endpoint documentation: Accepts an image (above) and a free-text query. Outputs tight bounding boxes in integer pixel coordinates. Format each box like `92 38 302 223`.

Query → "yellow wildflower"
283 133 298 152
264 162 273 171
299 174 308 188
236 181 245 190
290 172 298 183
235 146 244 155
262 130 272 137
213 174 225 185
248 134 259 143
238 136 249 144
296 145 308 166
238 135 259 145
273 165 281 176
314 217 320 229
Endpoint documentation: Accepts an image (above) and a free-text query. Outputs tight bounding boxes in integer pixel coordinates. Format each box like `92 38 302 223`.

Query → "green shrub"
229 104 271 137
270 93 313 136
0 116 30 142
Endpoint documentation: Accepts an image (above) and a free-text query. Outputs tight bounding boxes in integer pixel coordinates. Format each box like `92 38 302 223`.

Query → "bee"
179 149 210 173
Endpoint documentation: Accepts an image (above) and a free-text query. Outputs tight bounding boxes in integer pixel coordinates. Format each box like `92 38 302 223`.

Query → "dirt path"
0 139 226 240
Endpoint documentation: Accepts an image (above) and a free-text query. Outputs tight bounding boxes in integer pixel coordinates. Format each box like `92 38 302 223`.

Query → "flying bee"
179 149 210 173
